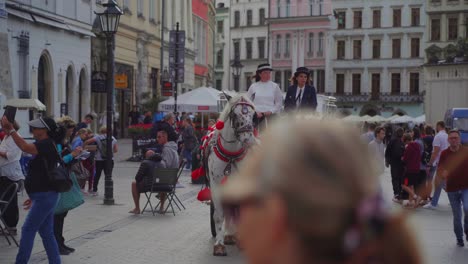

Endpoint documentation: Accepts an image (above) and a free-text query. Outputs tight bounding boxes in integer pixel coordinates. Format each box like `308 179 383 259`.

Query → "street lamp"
95 0 123 205
231 56 243 92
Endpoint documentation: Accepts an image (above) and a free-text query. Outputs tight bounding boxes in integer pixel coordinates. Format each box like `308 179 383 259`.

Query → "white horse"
202 94 256 256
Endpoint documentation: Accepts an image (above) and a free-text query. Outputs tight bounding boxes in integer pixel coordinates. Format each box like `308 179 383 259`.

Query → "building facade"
423 0 468 124
4 0 94 120
326 0 426 117
193 0 216 88
268 0 331 93
230 0 269 92
92 0 164 137
214 0 230 90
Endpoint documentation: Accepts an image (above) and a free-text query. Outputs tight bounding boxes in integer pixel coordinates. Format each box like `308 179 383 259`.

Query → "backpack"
421 138 433 165
97 137 110 159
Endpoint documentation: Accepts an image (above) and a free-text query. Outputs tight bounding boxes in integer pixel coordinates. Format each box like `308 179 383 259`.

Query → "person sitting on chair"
129 130 179 214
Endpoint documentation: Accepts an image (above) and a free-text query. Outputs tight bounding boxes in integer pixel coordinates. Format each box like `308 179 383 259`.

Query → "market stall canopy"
367 115 387 123
360 115 373 122
4 98 46 111
386 114 402 122
159 87 224 113
413 114 426 124
391 115 414 124
342 115 363 122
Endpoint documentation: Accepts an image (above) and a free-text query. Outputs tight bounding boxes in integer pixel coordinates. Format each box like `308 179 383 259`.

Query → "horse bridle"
224 101 255 142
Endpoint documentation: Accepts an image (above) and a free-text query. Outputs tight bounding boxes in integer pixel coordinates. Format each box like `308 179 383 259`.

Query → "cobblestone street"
1 139 468 263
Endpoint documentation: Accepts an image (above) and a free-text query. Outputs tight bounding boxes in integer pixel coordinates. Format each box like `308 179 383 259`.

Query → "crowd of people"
0 114 118 263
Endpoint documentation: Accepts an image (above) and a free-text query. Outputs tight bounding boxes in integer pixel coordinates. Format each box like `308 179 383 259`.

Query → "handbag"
54 171 84 214
44 144 73 193
71 161 90 180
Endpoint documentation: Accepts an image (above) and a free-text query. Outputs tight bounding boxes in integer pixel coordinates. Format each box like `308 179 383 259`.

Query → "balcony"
333 93 424 103
334 94 370 103
270 2 331 19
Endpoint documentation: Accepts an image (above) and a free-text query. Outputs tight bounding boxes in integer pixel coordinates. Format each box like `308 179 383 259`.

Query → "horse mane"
219 94 254 121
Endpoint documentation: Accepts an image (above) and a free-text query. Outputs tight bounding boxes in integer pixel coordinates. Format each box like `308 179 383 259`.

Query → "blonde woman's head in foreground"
221 116 421 264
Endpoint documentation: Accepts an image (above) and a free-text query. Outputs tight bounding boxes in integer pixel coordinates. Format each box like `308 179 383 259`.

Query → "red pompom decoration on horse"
215 120 225 130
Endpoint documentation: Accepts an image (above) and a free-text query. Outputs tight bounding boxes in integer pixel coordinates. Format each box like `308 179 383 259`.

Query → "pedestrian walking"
221 117 422 264
246 63 283 131
437 130 468 246
385 127 405 202
401 133 421 208
360 123 376 144
368 126 386 177
0 121 24 236
1 116 63 264
71 128 89 189
423 121 449 209
283 67 317 112
84 127 118 195
412 127 427 204
181 118 197 171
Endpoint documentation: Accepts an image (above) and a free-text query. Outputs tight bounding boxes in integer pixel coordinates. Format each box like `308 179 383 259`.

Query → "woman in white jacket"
0 121 25 236
247 63 283 130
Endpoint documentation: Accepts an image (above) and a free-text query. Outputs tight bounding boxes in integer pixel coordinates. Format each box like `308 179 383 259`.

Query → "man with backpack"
84 126 118 195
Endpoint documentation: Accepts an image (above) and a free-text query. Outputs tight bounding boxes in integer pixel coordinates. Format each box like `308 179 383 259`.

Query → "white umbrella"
158 87 223 113
391 115 414 124
367 115 387 123
413 114 426 124
4 98 46 111
360 115 373 122
342 115 362 122
386 114 401 122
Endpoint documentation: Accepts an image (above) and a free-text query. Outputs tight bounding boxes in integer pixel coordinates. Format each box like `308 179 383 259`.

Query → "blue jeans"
183 149 192 170
428 166 445 207
16 191 61 264
447 190 468 241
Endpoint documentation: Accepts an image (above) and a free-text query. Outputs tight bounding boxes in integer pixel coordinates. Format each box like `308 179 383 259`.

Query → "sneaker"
423 204 436 210
59 246 71 255
392 197 402 204
457 239 465 247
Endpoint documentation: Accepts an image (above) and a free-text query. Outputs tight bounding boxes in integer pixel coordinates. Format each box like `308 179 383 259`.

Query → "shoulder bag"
44 143 73 193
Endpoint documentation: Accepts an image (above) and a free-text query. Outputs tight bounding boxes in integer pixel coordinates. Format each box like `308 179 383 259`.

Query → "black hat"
257 63 273 72
294 67 310 77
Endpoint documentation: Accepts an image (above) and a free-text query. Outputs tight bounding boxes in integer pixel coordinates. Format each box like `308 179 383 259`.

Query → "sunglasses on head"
39 117 51 131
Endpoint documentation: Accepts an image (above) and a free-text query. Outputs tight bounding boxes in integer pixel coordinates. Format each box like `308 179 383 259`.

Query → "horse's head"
222 94 256 146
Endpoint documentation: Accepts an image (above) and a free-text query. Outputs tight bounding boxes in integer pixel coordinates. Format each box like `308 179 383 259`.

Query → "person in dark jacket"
283 67 318 112
385 127 405 202
150 113 178 143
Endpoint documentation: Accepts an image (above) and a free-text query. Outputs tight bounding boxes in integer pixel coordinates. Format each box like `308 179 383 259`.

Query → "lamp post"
231 56 243 92
96 0 122 205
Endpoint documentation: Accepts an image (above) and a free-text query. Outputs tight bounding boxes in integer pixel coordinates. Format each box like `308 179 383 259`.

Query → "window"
216 50 223 66
373 10 381 28
258 39 265 59
217 20 224 34
259 8 265 25
336 74 345 95
393 9 401 27
391 73 401 95
309 0 314 16
337 40 345 59
246 40 253 59
216 79 222 90
317 70 325 93
465 16 468 38
286 0 291 17
285 34 291 57
247 10 253 26
137 0 144 17
149 0 155 20
337 11 346 29
372 39 381 59
353 40 362 59
319 0 323 15
308 33 314 56
353 11 362 28
234 41 240 60
431 18 441 41
411 38 420 58
410 73 419 95
318 32 324 56
277 0 281 18
275 35 282 57
411 8 420 26
371 74 380 100
234 11 240 27
352 74 361 95
284 70 292 91
392 39 401 58
448 17 458 40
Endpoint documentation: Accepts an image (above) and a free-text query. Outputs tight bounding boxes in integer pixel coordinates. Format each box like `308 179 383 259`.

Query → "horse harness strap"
213 136 247 176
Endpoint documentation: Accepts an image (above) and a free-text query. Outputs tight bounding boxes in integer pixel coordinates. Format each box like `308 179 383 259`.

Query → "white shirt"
0 134 25 181
368 139 385 175
295 86 305 107
432 130 449 166
247 81 283 113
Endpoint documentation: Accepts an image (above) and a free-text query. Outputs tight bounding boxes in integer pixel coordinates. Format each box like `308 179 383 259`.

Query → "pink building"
269 0 331 93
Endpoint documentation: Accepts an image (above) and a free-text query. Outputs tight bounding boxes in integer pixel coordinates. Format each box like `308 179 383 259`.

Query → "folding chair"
0 182 19 246
141 168 179 216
